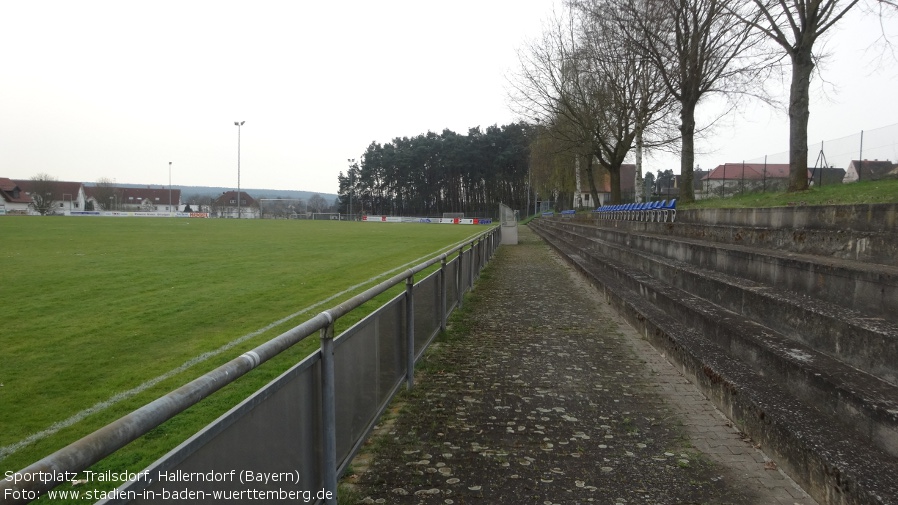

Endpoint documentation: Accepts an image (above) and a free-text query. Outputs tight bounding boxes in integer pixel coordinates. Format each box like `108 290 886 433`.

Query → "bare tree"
510 4 674 204
92 177 118 210
734 0 868 192
611 0 770 202
28 173 59 215
191 194 214 213
575 3 676 203
510 12 601 202
529 121 584 209
308 194 327 213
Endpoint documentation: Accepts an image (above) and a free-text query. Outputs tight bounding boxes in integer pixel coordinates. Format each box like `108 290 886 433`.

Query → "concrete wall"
677 203 898 233
582 204 898 266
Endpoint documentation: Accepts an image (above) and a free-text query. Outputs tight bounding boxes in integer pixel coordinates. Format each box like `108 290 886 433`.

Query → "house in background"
213 191 259 218
687 169 710 198
843 160 897 183
574 164 706 206
119 187 181 212
700 163 815 196
9 179 87 214
573 164 638 207
0 178 32 214
83 185 112 211
655 172 691 200
810 167 846 186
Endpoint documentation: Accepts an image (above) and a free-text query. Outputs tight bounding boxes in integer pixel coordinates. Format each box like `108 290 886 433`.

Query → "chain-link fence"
695 123 898 200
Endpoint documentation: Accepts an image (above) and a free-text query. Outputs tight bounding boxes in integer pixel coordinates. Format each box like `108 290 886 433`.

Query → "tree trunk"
788 50 813 192
679 101 696 203
609 164 621 204
585 155 601 207
635 127 643 203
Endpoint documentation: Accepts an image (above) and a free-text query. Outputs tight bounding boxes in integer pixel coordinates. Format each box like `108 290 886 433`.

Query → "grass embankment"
684 178 898 209
0 217 487 497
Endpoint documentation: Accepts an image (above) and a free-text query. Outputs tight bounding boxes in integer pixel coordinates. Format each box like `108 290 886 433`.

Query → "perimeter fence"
695 123 898 199
1 227 501 505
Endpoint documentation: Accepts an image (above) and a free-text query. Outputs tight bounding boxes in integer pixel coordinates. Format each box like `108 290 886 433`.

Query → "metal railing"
1 227 500 505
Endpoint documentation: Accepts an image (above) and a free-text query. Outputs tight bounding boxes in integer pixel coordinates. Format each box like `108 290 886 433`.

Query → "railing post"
487 230 493 261
318 312 337 505
489 229 494 259
457 245 464 309
468 240 475 290
476 237 483 278
405 275 415 389
473 238 480 278
479 236 485 272
440 254 447 333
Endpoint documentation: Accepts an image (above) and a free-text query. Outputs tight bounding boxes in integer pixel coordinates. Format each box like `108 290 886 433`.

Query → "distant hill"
86 182 338 203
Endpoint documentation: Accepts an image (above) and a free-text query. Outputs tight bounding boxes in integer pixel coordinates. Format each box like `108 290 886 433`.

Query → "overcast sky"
1 1 895 195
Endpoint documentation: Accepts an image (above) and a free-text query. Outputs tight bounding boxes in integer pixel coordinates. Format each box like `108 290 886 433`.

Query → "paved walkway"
346 226 817 505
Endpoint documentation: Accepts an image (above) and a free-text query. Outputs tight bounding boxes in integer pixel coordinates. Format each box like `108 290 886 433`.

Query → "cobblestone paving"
348 226 817 505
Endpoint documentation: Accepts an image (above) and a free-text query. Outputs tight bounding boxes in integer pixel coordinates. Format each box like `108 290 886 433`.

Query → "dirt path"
346 226 816 505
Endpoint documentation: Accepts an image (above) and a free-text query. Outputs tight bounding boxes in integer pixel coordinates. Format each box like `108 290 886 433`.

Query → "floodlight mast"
347 158 354 221
235 121 245 219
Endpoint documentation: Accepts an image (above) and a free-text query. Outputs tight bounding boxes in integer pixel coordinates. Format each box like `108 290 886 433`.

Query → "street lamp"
169 161 173 216
347 158 354 221
234 121 245 219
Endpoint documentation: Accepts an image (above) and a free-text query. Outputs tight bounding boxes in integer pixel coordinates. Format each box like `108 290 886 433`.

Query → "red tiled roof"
12 179 83 202
83 186 102 199
0 177 31 204
119 187 180 205
214 191 256 206
704 164 810 180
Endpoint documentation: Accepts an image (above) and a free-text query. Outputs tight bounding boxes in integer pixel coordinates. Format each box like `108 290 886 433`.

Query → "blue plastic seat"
648 200 662 221
660 199 677 222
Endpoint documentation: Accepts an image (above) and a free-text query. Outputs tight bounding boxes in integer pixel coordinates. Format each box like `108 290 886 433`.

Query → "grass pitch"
0 217 489 479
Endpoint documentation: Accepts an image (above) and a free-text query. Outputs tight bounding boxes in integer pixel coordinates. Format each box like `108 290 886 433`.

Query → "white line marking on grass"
0 233 485 462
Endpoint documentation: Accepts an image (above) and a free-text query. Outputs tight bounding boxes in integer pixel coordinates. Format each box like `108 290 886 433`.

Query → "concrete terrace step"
529 218 898 505
562 218 898 323
594 218 898 267
540 219 898 385
532 220 898 457
676 204 898 234
590 203 898 267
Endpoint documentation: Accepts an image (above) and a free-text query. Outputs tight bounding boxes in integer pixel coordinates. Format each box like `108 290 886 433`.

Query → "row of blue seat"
593 199 677 222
